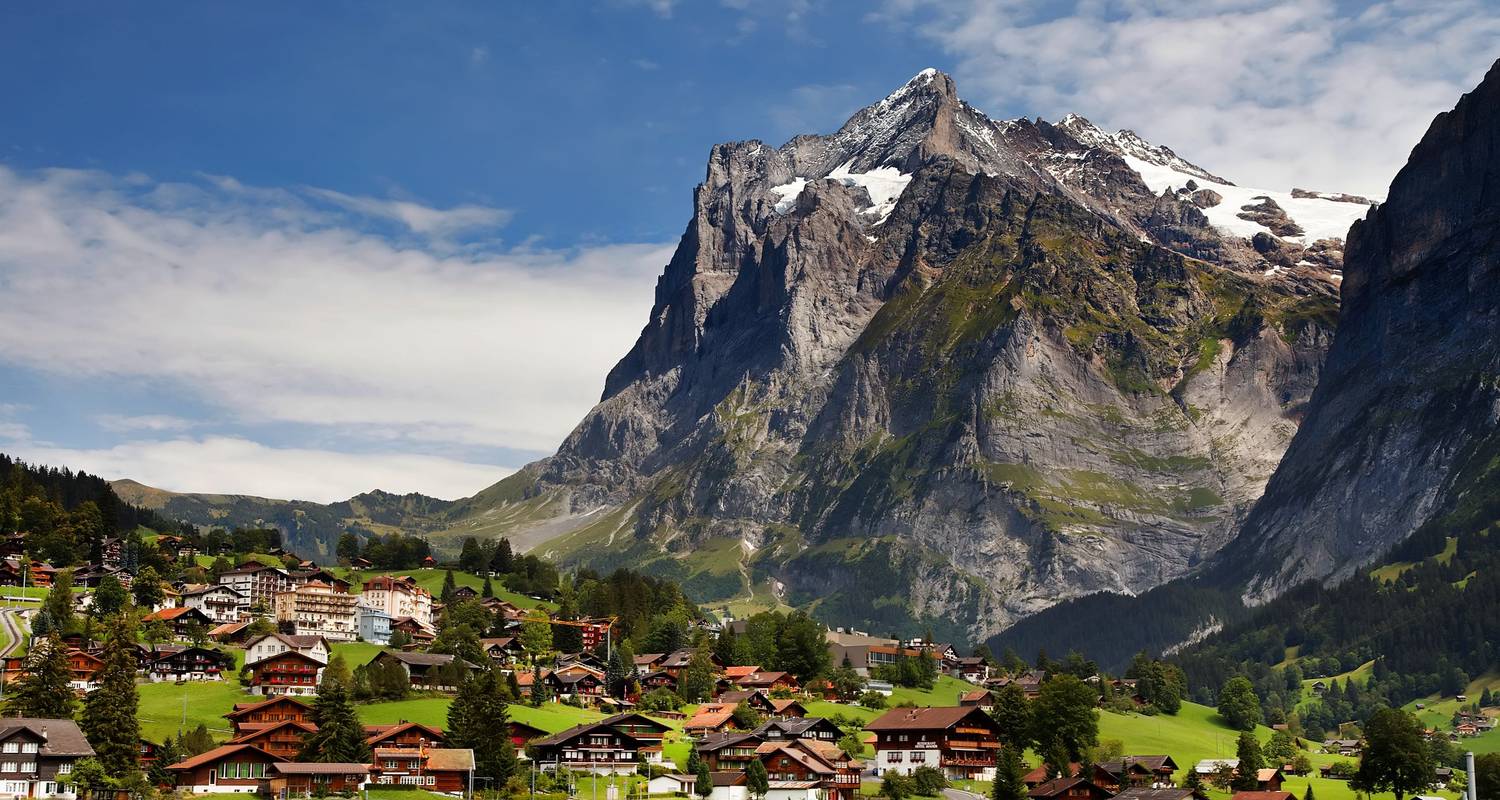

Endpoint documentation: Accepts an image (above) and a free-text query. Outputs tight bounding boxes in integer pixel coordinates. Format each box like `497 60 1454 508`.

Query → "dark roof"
711 771 748 787
373 651 477 669
754 717 837 737
0 719 94 757
1031 777 1102 798
695 732 762 752
227 696 311 718
531 713 669 748
866 705 997 732
1114 790 1200 800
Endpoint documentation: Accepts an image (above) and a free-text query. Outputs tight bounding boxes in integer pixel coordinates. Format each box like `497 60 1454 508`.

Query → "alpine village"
3 15 1500 800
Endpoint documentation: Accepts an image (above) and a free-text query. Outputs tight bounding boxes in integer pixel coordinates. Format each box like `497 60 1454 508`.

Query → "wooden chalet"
145 646 231 682
141 606 214 636
167 743 284 794
479 636 524 664
208 621 254 645
530 712 670 775
1113 789 1207 800
733 669 798 693
247 649 324 696
271 762 370 795
64 648 104 690
227 720 317 759
1097 756 1179 789
695 731 764 771
226 696 314 737
509 720 548 748
754 717 841 743
685 703 739 736
364 721 446 750
867 705 1002 781
717 689 777 714
370 747 473 792
366 651 479 692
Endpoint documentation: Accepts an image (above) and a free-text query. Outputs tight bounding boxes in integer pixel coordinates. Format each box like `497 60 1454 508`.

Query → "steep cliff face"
1222 59 1500 603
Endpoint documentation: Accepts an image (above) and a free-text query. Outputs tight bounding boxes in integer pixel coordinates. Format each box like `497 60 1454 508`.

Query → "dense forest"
0 453 191 565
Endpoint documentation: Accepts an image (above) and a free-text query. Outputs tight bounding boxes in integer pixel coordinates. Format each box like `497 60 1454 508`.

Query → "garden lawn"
330 641 388 668
137 678 256 743
333 567 555 611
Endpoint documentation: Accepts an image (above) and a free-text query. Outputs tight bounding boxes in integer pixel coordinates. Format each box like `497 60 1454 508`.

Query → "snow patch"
770 178 809 214
828 160 912 224
1121 154 1374 244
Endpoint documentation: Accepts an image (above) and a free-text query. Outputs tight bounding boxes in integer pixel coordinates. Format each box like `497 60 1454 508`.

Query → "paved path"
944 787 988 800
0 607 23 658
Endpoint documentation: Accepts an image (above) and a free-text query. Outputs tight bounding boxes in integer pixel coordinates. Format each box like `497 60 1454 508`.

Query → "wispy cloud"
469 46 490 68
93 414 201 433
14 436 508 503
0 166 673 497
303 187 511 238
879 0 1500 197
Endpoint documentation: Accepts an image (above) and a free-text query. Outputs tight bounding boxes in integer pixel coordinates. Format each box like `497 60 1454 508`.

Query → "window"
910 753 926 763
888 753 903 763
1 743 16 754
19 763 33 773
1 763 15 773
57 764 71 775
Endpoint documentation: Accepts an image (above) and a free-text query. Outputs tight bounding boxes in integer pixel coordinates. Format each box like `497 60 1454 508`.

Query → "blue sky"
1 1 1495 502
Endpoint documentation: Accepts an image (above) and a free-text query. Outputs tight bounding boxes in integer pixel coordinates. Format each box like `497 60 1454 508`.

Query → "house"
1097 757 1179 789
1023 763 1082 790
142 606 214 637
270 762 370 795
358 607 393 645
72 563 130 590
180 584 249 625
531 713 672 774
166 743 284 794
360 575 434 628
866 705 1003 781
825 631 902 677
958 690 994 711
244 633 331 665
63 649 104 691
225 696 313 738
227 720 317 759
953 657 990 684
1195 759 1239 777
647 773 698 796
639 670 678 694
991 670 1046 698
1310 681 1328 695
450 585 479 602
509 720 549 748
288 567 351 594
634 654 666 675
755 717 843 743
0 718 94 799
247 649 325 696
209 621 255 645
717 690 777 714
1256 768 1285 792
734 670 799 693
1322 739 1360 757
146 646 231 682
369 747 474 792
547 665 608 700
365 651 479 692
686 704 739 735
696 732 765 771
755 739 861 800
364 721 446 750
390 616 436 644
1028 777 1113 800
769 699 809 718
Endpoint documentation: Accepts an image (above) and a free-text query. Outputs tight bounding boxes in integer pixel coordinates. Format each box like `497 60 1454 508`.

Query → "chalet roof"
960 690 992 702
365 721 445 744
754 717 834 737
1229 793 1295 800
634 653 665 666
1113 790 1201 800
737 670 792 687
1256 769 1283 782
274 763 371 775
531 713 669 748
246 649 326 668
866 705 997 732
1031 777 1102 798
228 695 311 718
694 732 762 752
710 771 747 787
373 650 477 669
1099 757 1177 774
659 649 697 668
1195 759 1239 774
209 622 251 637
181 584 245 597
230 720 317 743
770 699 806 714
143 607 206 622
716 690 763 704
425 748 476 771
0 719 94 757
245 633 330 653
685 704 736 731
168 743 283 771
722 665 762 679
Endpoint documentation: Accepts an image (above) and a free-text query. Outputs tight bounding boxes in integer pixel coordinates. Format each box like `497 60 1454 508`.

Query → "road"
944 788 988 800
0 607 24 659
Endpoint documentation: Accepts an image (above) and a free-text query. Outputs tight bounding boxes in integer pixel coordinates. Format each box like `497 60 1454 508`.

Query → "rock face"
1220 59 1500 603
457 69 1356 642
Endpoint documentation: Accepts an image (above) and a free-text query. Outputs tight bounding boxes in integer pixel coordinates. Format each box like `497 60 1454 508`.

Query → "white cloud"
0 167 673 480
469 46 490 67
10 436 506 503
303 187 511 239
879 0 1500 198
93 414 200 433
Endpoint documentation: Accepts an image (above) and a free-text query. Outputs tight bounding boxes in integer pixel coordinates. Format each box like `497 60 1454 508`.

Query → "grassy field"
803 675 985 724
330 640 388 667
1401 671 1500 754
137 677 254 742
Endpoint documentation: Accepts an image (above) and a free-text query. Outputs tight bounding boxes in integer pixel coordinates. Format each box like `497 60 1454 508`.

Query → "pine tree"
43 569 75 634
1232 732 1266 791
993 747 1028 800
530 664 548 706
81 617 141 777
6 634 75 718
441 570 458 603
746 759 770 800
695 757 713 800
482 576 494 599
300 678 371 762
448 670 519 786
490 538 514 574
554 592 583 653
323 653 354 689
147 735 181 786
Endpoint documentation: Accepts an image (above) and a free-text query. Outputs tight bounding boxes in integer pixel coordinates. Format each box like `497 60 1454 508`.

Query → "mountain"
111 479 455 561
994 57 1500 666
441 69 1371 643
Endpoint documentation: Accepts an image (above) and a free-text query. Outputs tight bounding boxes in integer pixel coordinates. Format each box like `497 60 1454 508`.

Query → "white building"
273 582 359 642
359 575 433 628
244 633 331 665
180 584 248 624
216 561 294 610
